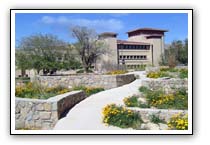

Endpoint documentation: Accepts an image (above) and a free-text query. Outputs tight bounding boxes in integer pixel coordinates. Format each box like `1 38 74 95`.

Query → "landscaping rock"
158 123 168 130
39 112 51 120
144 123 160 130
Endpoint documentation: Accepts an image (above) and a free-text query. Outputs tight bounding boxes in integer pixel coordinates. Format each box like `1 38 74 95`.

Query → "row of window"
119 55 147 60
117 45 150 50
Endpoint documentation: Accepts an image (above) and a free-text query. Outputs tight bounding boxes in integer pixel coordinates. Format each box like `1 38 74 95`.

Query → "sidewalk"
54 71 146 130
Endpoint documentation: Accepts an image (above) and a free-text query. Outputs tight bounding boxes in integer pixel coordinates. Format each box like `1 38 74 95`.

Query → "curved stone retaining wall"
34 74 136 90
129 108 188 123
142 78 188 92
15 90 86 130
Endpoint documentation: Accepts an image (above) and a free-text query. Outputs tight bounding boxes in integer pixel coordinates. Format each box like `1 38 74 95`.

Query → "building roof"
146 34 163 38
127 27 168 33
99 32 118 37
117 40 150 45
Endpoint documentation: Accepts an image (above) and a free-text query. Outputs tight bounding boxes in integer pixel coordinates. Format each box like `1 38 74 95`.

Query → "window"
119 56 122 59
130 56 133 59
134 56 137 59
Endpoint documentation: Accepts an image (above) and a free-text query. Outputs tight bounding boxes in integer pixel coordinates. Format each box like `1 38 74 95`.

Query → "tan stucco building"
98 28 168 70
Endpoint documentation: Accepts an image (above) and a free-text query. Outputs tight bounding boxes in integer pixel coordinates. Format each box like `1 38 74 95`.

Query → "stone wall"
15 90 86 130
34 74 136 90
129 108 188 123
142 78 188 92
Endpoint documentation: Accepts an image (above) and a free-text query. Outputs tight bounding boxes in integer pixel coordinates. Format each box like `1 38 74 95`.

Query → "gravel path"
54 71 146 130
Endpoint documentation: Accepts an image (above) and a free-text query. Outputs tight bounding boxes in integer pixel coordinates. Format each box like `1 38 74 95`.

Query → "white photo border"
10 9 193 135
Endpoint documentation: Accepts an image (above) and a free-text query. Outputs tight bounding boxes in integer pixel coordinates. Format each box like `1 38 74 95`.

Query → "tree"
15 50 31 76
160 38 188 67
71 26 107 73
18 34 79 74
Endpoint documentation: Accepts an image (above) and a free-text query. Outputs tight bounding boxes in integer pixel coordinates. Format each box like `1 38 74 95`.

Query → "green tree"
71 26 107 73
18 34 79 74
160 39 188 66
15 50 31 76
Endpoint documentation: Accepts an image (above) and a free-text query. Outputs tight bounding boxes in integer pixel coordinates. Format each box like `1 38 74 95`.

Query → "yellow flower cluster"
167 113 188 130
123 97 131 106
106 70 127 75
102 104 134 124
57 88 69 94
151 94 175 106
147 72 160 78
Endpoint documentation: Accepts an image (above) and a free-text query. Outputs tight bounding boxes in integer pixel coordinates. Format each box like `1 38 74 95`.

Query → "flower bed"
102 104 142 129
15 82 71 99
73 86 105 96
146 68 188 79
106 70 128 75
167 113 188 130
138 86 188 110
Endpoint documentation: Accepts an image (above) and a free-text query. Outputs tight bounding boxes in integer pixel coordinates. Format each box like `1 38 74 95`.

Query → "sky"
15 13 188 46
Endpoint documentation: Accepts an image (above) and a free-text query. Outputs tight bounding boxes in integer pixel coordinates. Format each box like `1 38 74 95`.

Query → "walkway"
54 71 146 130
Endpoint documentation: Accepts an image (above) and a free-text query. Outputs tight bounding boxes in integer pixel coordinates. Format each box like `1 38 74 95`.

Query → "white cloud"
41 16 124 32
41 16 55 24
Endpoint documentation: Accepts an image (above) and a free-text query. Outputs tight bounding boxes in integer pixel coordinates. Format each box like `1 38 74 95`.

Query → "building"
98 28 168 70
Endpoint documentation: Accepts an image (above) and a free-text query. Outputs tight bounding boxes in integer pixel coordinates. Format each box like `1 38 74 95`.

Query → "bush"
85 87 105 96
123 96 139 107
160 67 179 72
123 95 150 108
15 82 71 99
76 69 93 73
146 71 172 78
102 104 142 129
139 86 149 93
150 114 166 124
106 70 128 75
140 87 188 110
179 68 188 79
73 86 104 96
167 113 188 130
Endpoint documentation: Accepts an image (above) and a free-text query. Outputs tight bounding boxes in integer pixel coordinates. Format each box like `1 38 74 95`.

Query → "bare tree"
71 26 107 73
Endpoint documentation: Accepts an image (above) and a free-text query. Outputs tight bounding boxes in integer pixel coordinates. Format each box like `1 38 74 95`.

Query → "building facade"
98 28 168 70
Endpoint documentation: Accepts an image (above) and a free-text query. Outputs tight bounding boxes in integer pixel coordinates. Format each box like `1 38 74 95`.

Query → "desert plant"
167 113 188 130
102 104 142 129
150 114 166 124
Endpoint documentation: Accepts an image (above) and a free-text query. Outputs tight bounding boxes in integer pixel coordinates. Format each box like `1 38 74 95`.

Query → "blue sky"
15 13 188 46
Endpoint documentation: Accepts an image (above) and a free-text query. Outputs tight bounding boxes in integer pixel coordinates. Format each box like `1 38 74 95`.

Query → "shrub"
150 114 166 124
123 96 139 107
135 64 146 71
146 71 172 78
179 68 188 79
139 86 149 93
76 69 93 73
167 113 188 130
123 96 150 108
85 87 105 96
15 82 71 99
140 87 188 110
102 104 142 129
106 70 128 75
160 67 179 72
73 86 104 96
